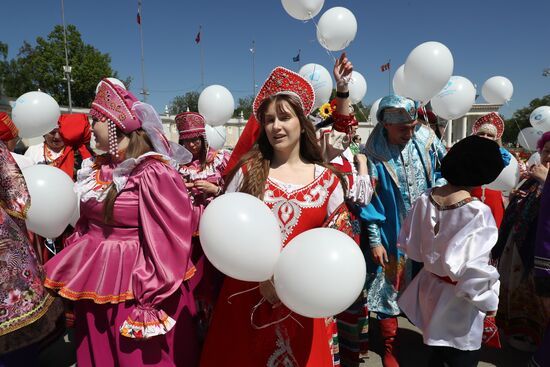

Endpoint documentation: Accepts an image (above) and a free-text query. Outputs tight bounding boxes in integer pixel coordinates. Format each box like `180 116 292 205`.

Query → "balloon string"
250 297 304 330
44 238 57 255
226 285 259 304
308 13 337 64
226 285 304 330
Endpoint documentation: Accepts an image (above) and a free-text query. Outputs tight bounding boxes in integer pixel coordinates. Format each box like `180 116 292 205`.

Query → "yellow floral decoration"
319 102 334 119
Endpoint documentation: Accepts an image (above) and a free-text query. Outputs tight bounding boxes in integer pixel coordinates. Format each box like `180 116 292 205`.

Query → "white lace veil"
131 102 192 166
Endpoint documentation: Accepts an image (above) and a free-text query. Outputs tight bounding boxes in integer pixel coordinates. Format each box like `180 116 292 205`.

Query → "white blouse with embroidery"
226 165 344 217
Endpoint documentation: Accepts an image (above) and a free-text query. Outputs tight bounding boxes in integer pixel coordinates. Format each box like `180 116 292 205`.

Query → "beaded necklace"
43 144 65 167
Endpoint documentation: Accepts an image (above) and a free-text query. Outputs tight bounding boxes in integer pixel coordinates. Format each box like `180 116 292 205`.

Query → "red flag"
380 62 390 72
195 28 201 44
137 1 142 24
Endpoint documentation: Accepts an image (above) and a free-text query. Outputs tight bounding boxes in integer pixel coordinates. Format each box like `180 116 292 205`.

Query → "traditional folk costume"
175 112 230 342
24 141 65 166
492 132 550 352
24 114 93 179
201 67 346 367
24 114 93 262
470 112 508 228
360 95 446 366
44 79 199 366
398 136 504 366
0 113 32 170
0 140 63 364
530 163 550 367
317 100 373 366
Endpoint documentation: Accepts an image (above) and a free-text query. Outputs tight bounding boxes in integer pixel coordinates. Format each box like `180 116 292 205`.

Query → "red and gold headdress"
0 112 19 142
175 112 206 140
253 67 315 118
471 112 504 140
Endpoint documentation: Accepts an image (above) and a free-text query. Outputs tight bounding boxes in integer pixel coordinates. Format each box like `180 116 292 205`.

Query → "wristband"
336 90 350 99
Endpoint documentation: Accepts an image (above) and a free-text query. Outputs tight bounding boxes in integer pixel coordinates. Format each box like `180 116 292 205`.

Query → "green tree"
502 94 550 145
326 88 371 121
0 41 8 94
169 91 200 114
233 95 253 119
2 25 126 107
0 41 7 60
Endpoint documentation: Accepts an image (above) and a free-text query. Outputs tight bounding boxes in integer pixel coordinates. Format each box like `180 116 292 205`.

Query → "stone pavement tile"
358 317 531 367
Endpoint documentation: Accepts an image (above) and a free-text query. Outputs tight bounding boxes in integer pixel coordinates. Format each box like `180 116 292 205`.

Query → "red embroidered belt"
432 273 457 285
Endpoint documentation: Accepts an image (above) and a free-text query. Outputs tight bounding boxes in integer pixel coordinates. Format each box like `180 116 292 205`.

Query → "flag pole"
199 26 204 88
388 59 391 95
60 0 73 112
251 40 256 96
138 0 148 102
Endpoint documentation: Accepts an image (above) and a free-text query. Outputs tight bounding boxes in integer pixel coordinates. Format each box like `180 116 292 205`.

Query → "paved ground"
360 316 531 367
39 317 532 366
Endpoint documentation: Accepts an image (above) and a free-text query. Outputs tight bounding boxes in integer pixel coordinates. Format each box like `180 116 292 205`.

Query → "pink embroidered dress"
178 148 229 340
0 142 63 354
200 165 344 367
44 153 199 366
179 148 230 209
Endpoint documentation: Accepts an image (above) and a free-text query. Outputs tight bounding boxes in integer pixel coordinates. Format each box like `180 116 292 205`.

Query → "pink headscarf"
537 131 550 152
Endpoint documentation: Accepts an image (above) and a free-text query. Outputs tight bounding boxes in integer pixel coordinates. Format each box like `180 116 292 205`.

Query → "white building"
1 97 501 149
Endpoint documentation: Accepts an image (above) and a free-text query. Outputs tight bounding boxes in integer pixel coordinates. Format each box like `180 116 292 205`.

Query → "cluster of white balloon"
197 85 234 150
199 193 366 318
517 106 550 151
390 42 515 121
281 0 367 109
382 41 522 192
10 91 79 238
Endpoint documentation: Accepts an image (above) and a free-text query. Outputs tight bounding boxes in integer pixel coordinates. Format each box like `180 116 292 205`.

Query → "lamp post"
61 0 73 113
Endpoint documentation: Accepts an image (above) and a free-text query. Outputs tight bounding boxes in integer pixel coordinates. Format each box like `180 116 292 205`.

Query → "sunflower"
319 102 334 119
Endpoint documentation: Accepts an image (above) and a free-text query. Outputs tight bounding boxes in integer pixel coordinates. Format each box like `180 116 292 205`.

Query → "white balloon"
281 0 324 20
316 7 357 52
392 65 410 98
369 98 382 125
205 124 226 150
11 152 33 170
404 41 454 102
274 228 366 318
298 63 333 109
199 193 282 282
485 152 519 191
431 76 476 120
23 165 78 238
348 71 368 105
527 152 541 168
198 85 235 126
517 127 544 152
12 91 60 138
529 106 550 132
95 77 126 94
481 76 513 104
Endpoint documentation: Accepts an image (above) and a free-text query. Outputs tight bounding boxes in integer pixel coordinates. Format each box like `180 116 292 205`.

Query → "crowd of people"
0 53 548 367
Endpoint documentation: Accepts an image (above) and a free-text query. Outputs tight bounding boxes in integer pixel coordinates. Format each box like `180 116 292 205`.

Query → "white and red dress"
200 165 344 367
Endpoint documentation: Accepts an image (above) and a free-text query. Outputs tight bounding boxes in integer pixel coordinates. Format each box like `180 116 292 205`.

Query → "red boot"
379 317 399 367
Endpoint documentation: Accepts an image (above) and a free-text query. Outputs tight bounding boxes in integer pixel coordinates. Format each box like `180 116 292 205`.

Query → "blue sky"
1 0 549 117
